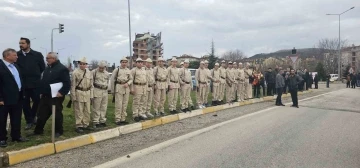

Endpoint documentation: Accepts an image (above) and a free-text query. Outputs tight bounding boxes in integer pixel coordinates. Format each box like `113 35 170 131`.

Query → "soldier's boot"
133 117 141 122
139 114 148 120
160 112 165 116
154 112 160 117
146 112 154 118
190 106 196 110
181 108 187 113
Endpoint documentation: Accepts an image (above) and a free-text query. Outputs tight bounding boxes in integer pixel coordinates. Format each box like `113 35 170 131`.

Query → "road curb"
0 152 8 167
161 115 179 125
89 128 120 143
119 123 142 134
55 135 92 153
1 90 313 166
142 118 162 129
7 143 54 166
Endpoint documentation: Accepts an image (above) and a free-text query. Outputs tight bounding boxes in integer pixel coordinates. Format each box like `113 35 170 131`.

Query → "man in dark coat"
314 74 319 89
288 69 303 108
16 37 45 130
31 52 70 138
304 69 310 90
265 68 275 96
0 48 29 147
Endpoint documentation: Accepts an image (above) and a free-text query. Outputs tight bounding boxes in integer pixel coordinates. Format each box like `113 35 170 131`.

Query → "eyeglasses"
79 63 87 65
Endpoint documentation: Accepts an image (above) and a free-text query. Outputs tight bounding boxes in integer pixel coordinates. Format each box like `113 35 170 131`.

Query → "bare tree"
90 60 99 70
221 49 247 61
317 38 348 74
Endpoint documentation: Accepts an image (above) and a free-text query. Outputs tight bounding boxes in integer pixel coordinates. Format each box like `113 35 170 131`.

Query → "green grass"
1 87 268 152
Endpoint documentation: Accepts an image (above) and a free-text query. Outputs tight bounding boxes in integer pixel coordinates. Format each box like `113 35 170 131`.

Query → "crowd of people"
0 38 316 148
346 72 360 88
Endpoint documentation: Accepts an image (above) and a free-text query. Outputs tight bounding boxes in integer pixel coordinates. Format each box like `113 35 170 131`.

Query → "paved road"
96 87 360 168
13 84 350 168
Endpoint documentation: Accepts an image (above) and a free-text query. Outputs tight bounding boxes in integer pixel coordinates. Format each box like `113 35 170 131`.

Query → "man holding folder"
31 52 70 138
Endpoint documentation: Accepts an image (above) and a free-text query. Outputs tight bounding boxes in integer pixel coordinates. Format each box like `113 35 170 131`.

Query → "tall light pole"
326 6 355 80
128 0 133 68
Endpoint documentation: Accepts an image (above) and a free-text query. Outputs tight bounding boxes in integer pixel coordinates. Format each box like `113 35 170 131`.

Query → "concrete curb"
119 123 142 134
55 135 92 153
1 90 313 166
7 143 54 166
89 128 120 143
161 115 179 125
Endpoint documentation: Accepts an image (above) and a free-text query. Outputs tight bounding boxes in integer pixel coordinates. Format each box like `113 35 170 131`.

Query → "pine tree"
315 62 325 81
208 39 218 69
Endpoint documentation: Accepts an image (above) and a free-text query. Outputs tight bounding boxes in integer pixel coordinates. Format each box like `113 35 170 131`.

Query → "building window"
141 44 144 47
352 52 356 56
352 57 356 62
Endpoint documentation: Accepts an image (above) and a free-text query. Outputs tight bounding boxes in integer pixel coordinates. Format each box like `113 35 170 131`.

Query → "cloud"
0 0 359 65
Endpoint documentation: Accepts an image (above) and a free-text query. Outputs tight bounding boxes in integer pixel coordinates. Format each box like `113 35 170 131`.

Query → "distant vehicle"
329 74 338 82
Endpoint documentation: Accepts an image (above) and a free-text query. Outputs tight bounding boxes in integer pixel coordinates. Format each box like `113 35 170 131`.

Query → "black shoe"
185 108 191 112
116 121 129 126
83 127 94 131
100 123 107 127
55 133 62 138
0 140 7 148
12 137 29 142
75 127 84 134
170 110 178 114
25 123 33 130
280 104 285 106
190 106 196 110
181 109 187 113
160 112 165 116
134 117 141 122
94 124 101 129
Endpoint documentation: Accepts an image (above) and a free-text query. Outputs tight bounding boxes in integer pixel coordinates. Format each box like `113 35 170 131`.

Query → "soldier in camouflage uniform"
131 58 148 122
179 59 192 112
110 57 133 125
91 61 109 128
153 57 168 116
143 58 155 118
71 57 94 133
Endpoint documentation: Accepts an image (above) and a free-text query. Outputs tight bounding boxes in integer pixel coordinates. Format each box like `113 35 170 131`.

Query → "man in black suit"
16 37 45 130
31 52 70 138
0 48 29 147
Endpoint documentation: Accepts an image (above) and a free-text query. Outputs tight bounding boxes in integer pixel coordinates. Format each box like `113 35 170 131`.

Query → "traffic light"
59 23 64 33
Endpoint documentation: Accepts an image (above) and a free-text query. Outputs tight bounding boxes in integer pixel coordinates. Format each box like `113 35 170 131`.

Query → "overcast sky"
0 0 359 64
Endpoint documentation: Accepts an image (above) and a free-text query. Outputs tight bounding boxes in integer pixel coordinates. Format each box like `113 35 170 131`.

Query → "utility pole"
326 7 354 80
127 0 133 68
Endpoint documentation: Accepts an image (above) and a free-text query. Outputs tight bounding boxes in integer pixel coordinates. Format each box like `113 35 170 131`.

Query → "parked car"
329 74 338 82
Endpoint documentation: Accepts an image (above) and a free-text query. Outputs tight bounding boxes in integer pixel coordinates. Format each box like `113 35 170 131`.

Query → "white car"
329 74 338 82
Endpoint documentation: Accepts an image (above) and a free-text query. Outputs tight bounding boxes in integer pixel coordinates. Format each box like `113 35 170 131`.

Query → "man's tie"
9 64 22 90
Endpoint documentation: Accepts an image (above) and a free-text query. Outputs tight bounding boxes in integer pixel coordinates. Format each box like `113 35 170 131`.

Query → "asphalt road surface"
96 87 360 168
14 84 357 168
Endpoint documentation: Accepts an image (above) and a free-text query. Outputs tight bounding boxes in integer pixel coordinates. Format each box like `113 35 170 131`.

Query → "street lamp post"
326 7 355 80
128 0 133 69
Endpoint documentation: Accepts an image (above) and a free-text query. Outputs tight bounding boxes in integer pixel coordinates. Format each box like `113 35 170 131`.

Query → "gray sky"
0 0 359 65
